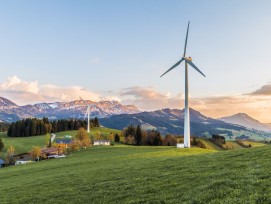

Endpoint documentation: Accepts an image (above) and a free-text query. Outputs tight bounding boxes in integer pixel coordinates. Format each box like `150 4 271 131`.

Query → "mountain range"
1 96 271 139
0 97 139 123
99 108 267 137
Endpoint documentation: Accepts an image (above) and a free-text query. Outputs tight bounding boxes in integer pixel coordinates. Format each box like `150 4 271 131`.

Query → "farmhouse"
41 147 59 157
56 139 72 149
13 152 32 162
93 140 111 146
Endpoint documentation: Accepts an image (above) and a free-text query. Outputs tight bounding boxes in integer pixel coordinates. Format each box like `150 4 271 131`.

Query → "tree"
108 133 114 142
6 145 15 165
30 146 42 161
75 128 91 149
70 139 82 151
114 134 120 142
135 125 142 146
0 139 4 151
46 134 52 147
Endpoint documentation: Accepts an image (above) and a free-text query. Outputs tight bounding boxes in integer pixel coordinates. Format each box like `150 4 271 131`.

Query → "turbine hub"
184 56 192 61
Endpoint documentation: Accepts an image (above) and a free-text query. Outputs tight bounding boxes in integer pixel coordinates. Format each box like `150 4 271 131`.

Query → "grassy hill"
0 127 121 157
0 144 271 203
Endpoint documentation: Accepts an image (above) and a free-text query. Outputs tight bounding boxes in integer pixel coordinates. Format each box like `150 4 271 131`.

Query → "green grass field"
0 144 271 203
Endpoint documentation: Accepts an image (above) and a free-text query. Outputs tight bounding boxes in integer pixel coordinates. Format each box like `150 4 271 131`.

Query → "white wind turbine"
160 21 206 148
79 96 90 133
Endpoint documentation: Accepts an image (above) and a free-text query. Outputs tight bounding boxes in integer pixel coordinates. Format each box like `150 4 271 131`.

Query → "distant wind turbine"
160 21 206 148
79 96 91 133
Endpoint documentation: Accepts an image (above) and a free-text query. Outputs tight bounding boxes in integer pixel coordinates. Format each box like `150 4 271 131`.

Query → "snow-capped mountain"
218 113 271 132
0 97 140 122
0 97 18 109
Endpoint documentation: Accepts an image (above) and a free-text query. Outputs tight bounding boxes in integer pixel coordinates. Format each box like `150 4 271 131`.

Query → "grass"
0 144 271 203
241 140 266 147
223 141 243 150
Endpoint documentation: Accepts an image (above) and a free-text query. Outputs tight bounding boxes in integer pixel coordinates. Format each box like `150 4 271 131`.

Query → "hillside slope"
0 145 270 203
219 113 271 132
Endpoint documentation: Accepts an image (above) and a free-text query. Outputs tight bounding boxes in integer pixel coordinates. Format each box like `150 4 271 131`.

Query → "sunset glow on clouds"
1 76 271 123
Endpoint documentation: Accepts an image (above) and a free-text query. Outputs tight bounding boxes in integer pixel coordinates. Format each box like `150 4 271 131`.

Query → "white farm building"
93 140 111 146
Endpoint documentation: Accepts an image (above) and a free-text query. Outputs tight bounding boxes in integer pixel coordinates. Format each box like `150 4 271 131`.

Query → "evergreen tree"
114 134 120 142
0 139 4 151
135 125 142 146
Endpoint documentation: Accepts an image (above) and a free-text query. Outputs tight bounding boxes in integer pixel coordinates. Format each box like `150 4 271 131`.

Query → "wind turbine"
79 97 90 133
160 21 206 148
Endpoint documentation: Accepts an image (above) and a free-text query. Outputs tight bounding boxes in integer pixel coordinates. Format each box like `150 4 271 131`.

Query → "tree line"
122 125 178 146
7 117 100 137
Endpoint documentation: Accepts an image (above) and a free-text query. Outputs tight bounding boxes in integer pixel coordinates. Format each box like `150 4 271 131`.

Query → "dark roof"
13 152 30 157
56 139 72 144
41 147 59 154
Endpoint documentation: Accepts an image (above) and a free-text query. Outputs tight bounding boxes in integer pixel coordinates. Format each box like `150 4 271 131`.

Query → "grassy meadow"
0 127 269 203
0 144 270 203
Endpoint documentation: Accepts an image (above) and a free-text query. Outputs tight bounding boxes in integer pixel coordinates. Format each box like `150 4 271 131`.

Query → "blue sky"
1 0 271 122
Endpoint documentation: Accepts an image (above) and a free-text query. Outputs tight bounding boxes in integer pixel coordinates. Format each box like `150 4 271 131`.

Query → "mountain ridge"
99 108 265 137
0 97 140 122
218 113 271 132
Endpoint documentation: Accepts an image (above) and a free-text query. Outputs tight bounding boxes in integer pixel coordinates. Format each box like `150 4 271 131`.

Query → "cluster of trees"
122 125 178 146
236 135 250 140
7 117 100 137
191 137 206 149
211 135 226 145
122 125 210 148
236 140 251 148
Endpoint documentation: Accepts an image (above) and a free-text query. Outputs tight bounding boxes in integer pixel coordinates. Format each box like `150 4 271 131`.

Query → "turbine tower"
79 96 90 133
160 21 206 148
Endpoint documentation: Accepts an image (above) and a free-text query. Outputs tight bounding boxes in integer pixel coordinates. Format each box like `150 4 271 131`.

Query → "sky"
1 0 271 122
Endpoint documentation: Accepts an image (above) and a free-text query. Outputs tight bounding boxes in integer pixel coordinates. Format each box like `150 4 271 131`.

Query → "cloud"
120 86 271 123
249 84 271 95
120 86 182 110
0 76 101 105
1 76 39 94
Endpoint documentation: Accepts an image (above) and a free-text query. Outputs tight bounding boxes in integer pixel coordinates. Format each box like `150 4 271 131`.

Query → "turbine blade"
79 96 88 106
185 59 206 77
160 59 184 77
183 21 190 57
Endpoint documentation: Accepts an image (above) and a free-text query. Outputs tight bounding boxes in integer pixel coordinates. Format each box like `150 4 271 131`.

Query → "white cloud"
0 76 101 105
1 76 39 94
120 86 271 123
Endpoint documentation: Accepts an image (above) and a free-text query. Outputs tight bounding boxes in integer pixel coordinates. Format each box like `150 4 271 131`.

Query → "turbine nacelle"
183 56 192 62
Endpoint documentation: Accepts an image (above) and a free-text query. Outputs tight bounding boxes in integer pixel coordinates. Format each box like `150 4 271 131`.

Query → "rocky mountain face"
100 108 257 136
0 97 140 123
218 113 271 132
